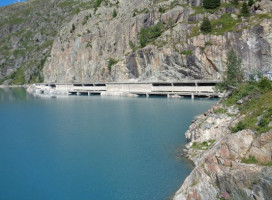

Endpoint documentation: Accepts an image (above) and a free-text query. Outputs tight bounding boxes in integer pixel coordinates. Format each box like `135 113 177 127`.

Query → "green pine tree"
112 9 117 18
200 17 212 33
216 49 244 91
203 0 221 9
232 0 239 5
70 24 75 33
248 0 254 6
241 2 250 17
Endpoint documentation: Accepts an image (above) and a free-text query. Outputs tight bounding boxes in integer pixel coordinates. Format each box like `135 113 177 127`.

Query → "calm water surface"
0 88 217 200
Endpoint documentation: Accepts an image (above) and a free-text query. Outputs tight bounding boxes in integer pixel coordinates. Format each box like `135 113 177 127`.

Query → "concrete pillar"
191 93 194 99
88 92 90 96
167 94 170 98
195 82 198 93
146 93 149 98
77 92 80 96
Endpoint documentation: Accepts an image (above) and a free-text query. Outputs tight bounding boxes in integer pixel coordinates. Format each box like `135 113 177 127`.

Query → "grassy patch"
154 40 168 48
220 3 236 8
13 49 25 57
57 0 77 8
170 0 182 9
107 58 118 72
159 6 167 13
214 108 226 114
189 13 242 38
191 6 206 15
224 82 260 106
242 156 272 166
242 156 258 164
254 13 272 20
6 67 26 85
191 139 216 150
223 79 272 134
82 15 90 25
231 121 246 133
138 23 165 47
8 17 26 25
132 8 149 17
180 50 192 55
189 26 200 38
129 40 137 51
191 6 219 16
191 6 218 16
211 13 241 35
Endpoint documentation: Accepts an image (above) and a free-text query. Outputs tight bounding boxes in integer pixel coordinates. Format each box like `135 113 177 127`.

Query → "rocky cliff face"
174 101 272 200
0 0 97 84
43 0 272 83
1 0 272 84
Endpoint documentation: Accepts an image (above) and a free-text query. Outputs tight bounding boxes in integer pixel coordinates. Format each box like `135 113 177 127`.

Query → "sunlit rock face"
174 102 272 200
43 0 272 83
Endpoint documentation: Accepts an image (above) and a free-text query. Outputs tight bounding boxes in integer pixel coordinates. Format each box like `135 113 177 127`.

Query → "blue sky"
0 0 26 7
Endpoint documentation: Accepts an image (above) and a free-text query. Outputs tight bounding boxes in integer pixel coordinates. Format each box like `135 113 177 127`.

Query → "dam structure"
32 80 220 98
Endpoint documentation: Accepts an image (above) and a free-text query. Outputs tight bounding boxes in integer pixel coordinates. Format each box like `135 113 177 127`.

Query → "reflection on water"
0 87 28 102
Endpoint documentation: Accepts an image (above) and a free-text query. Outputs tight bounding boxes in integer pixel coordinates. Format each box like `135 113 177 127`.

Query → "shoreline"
173 100 272 200
25 83 219 99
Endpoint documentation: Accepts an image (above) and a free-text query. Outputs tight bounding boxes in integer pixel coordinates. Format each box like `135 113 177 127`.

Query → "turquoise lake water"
0 88 217 200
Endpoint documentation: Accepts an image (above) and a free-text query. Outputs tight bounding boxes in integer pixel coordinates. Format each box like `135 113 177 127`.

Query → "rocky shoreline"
173 101 272 200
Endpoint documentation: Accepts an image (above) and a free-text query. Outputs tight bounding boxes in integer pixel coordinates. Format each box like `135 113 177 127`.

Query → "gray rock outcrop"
1 0 272 84
43 0 272 83
174 103 272 200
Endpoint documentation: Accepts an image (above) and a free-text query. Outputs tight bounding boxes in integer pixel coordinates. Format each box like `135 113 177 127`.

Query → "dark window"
152 83 172 86
95 84 106 87
198 83 216 86
173 83 195 86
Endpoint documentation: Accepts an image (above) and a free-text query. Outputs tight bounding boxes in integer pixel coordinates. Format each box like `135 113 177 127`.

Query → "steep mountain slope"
0 0 95 84
43 0 272 83
0 0 272 84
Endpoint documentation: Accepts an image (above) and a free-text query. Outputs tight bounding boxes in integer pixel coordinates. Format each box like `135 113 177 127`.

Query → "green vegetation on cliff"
107 58 118 72
217 49 243 91
203 0 221 9
138 23 165 47
0 0 96 84
214 47 272 134
0 0 272 84
241 2 250 17
200 17 212 33
221 78 272 134
192 139 216 150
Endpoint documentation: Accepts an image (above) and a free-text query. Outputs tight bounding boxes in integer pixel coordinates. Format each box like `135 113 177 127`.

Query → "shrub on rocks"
138 23 165 47
248 0 254 6
200 17 212 33
232 0 239 5
241 2 250 17
112 9 117 18
203 0 221 9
